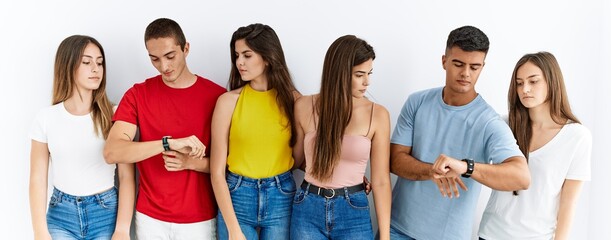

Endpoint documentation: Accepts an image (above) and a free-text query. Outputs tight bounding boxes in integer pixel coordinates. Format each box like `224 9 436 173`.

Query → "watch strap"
461 158 474 178
162 136 171 151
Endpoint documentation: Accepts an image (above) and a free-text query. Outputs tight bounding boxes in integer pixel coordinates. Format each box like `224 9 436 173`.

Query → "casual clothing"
217 171 296 239
303 133 371 189
291 187 373 240
30 102 116 196
135 211 217 240
47 187 118 239
113 75 225 223
227 84 294 178
478 123 592 240
218 84 296 240
291 101 375 239
390 87 523 240
30 102 118 239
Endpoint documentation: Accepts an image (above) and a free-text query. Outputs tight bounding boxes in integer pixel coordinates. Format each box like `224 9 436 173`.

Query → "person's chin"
162 77 176 82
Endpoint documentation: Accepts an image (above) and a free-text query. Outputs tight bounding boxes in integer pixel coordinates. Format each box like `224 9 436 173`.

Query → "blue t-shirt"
390 87 523 240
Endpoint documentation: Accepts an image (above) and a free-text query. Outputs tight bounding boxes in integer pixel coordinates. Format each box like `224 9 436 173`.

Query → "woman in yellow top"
211 23 301 240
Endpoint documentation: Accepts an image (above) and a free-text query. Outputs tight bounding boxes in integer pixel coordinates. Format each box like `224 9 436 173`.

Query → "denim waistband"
52 187 117 204
301 180 364 199
227 170 293 186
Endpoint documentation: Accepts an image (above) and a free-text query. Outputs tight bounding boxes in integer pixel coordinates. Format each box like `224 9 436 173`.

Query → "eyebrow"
516 74 540 80
149 51 176 58
82 55 103 59
451 59 482 66
236 50 254 54
354 68 373 74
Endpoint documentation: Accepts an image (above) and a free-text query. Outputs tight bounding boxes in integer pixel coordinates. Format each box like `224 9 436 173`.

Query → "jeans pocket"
347 191 369 209
227 175 241 193
49 195 60 207
277 175 296 196
98 190 118 210
293 189 306 204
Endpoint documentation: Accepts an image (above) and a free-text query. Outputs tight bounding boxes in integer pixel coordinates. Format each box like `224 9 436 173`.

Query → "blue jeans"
290 187 373 240
217 171 296 240
47 187 118 240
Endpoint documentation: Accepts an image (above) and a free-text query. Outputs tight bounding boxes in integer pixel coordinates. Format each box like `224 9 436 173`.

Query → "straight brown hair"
311 35 375 181
508 52 579 195
52 35 113 139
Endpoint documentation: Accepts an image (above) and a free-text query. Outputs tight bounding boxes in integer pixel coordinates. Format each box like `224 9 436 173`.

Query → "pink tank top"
303 102 374 188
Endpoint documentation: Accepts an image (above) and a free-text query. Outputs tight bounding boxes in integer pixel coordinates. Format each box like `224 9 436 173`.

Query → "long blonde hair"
52 35 113 139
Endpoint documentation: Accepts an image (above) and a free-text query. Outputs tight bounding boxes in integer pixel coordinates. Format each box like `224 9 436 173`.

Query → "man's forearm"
390 152 433 180
471 156 530 191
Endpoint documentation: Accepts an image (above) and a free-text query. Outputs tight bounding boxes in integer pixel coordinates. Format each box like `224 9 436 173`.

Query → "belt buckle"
322 188 335 199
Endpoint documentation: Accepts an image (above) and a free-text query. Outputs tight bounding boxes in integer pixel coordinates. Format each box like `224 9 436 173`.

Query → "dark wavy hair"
446 25 489 54
229 23 298 146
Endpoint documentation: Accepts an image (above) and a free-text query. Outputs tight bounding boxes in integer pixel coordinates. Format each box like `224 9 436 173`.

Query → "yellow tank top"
227 84 294 178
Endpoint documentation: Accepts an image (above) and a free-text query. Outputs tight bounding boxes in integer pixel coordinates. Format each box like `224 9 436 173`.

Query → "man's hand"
432 176 468 198
431 154 469 198
163 150 194 171
432 154 467 178
168 135 206 159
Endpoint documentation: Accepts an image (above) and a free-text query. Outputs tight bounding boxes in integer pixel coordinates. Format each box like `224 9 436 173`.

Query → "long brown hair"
508 52 580 195
52 35 113 139
229 23 298 146
311 35 375 181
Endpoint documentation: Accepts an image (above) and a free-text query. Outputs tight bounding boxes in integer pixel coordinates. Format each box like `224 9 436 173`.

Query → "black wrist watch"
162 136 172 151
461 158 474 178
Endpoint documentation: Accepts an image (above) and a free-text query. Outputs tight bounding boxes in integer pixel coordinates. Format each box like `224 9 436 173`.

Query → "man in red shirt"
104 18 226 239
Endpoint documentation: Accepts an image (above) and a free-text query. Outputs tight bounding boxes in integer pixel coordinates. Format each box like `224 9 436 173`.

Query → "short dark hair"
446 25 489 54
144 18 187 51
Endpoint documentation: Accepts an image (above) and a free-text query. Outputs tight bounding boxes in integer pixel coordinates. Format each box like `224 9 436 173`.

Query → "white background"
1 0 609 238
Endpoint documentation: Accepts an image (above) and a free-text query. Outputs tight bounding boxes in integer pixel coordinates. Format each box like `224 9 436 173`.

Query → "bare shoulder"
372 103 390 131
372 103 390 119
295 94 314 111
216 87 242 106
292 90 303 100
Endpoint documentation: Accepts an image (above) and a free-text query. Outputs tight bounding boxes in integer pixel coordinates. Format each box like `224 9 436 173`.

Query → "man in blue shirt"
388 25 530 239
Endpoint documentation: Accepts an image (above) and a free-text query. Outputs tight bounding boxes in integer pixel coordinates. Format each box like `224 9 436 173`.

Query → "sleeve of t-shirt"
483 117 524 164
391 95 417 147
30 109 47 143
566 125 592 181
113 87 138 125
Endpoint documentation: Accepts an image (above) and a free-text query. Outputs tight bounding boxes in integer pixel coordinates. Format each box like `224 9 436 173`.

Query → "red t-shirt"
113 75 226 223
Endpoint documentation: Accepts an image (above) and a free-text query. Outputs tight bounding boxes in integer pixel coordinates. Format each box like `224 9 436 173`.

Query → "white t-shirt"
30 102 116 196
478 123 591 240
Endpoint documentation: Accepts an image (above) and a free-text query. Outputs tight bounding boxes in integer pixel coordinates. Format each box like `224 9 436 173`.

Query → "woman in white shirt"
29 35 135 240
479 51 591 240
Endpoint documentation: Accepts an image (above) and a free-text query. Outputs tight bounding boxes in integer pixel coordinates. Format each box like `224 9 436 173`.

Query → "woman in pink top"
290 35 392 240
